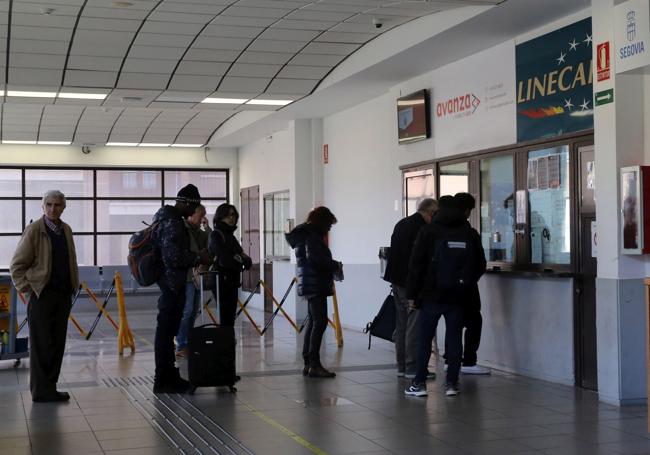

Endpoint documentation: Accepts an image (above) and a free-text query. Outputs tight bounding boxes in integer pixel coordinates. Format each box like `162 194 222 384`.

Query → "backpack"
428 229 478 292
127 221 161 286
363 294 396 349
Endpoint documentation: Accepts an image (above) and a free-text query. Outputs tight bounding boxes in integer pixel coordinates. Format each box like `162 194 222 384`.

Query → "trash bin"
378 247 390 278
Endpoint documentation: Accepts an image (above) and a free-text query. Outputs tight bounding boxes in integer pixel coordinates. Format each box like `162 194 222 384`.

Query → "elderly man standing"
10 190 79 402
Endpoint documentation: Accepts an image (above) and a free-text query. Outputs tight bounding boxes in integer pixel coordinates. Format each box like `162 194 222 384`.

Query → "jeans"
392 285 420 375
27 288 72 398
302 295 328 367
175 282 199 350
415 302 463 386
154 284 185 382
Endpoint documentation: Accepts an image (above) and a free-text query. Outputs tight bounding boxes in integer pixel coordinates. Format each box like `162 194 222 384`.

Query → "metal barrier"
115 272 135 355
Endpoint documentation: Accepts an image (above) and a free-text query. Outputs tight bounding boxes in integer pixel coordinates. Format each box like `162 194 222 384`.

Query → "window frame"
400 130 592 275
0 165 229 269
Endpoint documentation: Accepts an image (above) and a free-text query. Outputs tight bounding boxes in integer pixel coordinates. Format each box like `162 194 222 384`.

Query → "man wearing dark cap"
152 184 211 393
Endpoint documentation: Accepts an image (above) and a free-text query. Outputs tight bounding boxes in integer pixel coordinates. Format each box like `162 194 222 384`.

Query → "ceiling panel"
202 24 264 39
117 73 169 90
12 39 69 55
8 68 63 86
265 78 319 95
227 63 282 78
10 53 66 70
218 76 269 92
192 36 252 51
122 59 179 74
64 70 117 87
11 26 73 41
289 53 347 67
223 7 294 19
175 61 230 76
141 21 205 35
258 28 321 42
209 15 277 28
286 10 354 22
156 2 230 15
277 65 330 80
67 56 123 72
237 51 294 65
83 7 150 20
133 33 196 48
128 46 188 60
315 32 375 44
77 17 141 32
301 42 361 55
104 89 162 107
148 11 210 24
248 40 307 53
167 74 220 91
184 49 240 62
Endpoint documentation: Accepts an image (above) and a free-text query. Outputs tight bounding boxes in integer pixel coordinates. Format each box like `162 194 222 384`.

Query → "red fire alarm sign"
597 42 610 82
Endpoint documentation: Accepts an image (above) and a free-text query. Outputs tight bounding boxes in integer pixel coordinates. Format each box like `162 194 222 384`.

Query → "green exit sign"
595 89 614 106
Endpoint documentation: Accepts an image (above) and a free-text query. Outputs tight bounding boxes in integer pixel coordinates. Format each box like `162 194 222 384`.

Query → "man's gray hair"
42 190 66 208
417 198 438 213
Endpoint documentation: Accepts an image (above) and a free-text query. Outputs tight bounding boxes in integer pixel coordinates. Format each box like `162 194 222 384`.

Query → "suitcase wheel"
229 386 237 393
188 386 197 395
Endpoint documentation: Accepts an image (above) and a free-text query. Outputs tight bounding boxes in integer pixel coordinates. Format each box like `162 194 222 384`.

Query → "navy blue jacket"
285 223 339 297
153 205 201 292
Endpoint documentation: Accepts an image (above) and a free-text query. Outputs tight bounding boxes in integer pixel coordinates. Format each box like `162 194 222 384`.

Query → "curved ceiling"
0 0 500 146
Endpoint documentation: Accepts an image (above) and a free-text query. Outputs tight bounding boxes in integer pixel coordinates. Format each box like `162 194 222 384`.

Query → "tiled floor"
0 299 648 454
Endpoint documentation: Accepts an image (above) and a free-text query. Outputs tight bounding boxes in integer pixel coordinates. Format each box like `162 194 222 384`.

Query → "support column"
593 0 648 405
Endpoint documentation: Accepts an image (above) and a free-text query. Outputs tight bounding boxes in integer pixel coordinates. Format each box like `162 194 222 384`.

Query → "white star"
557 51 566 65
569 38 579 51
564 98 574 110
584 34 592 46
580 98 590 111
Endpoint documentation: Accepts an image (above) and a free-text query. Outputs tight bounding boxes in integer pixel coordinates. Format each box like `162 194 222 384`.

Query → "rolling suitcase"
187 324 238 394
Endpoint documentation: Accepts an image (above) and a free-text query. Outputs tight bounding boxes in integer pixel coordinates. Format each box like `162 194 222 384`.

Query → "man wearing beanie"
152 183 211 393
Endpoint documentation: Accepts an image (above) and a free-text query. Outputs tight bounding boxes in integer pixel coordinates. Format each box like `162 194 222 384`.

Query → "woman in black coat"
285 206 342 378
209 204 252 327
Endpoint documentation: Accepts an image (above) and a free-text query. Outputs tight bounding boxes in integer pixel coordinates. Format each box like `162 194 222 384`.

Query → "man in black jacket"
383 198 437 378
404 196 486 397
152 184 210 393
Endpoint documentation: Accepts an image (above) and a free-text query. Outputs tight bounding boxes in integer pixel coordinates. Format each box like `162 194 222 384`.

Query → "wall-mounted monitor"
397 89 430 145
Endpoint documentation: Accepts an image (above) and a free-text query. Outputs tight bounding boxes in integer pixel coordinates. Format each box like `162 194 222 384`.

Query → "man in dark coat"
152 184 210 393
383 198 437 378
404 196 486 397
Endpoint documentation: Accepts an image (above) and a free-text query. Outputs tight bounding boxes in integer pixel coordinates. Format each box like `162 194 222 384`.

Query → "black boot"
308 365 336 378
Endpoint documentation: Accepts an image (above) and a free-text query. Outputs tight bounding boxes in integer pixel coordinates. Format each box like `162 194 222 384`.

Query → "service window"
404 168 434 216
527 145 571 265
480 155 515 263
439 162 469 196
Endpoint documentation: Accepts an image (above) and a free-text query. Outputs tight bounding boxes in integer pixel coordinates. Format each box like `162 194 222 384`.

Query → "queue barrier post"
115 272 135 355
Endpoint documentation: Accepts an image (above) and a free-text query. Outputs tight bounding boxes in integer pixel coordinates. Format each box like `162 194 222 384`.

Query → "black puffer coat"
153 205 201 292
208 221 251 287
285 223 339 297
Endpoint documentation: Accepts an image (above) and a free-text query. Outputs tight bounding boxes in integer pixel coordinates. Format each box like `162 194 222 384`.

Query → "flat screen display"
397 89 430 144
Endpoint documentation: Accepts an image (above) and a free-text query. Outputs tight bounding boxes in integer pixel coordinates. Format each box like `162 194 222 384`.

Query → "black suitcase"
187 324 238 394
363 294 396 349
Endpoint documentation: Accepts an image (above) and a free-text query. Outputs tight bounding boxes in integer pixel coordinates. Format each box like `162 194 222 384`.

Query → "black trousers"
154 284 184 382
462 304 482 366
28 288 72 399
215 275 239 327
302 295 328 368
415 302 463 385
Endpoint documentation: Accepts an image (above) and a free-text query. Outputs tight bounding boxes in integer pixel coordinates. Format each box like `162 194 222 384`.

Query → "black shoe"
33 391 70 403
302 366 309 376
308 366 336 378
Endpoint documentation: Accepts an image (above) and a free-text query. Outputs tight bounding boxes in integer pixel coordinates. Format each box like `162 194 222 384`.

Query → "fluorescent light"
106 142 138 146
246 99 293 106
139 143 170 147
59 92 107 100
6 90 57 98
2 140 37 144
201 97 249 104
171 144 203 148
37 141 71 145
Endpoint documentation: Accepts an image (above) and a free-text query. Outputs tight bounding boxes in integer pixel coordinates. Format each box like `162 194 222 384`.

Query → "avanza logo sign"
436 93 481 118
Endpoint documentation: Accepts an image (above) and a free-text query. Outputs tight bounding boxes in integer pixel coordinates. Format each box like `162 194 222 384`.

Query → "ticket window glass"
527 145 571 265
439 162 469 196
480 155 515 263
404 168 434 216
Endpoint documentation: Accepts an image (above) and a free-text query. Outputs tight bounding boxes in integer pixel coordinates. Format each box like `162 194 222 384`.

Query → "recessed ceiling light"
106 142 138 146
37 141 71 145
171 144 204 148
246 99 293 106
59 92 107 100
6 90 57 98
2 140 37 144
201 97 249 104
139 143 171 147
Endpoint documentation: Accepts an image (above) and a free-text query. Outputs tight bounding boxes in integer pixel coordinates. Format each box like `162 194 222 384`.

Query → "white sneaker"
445 383 460 396
461 365 491 375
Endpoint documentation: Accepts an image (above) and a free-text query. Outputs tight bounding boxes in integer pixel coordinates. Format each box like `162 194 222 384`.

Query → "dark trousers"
154 284 185 382
462 304 482 366
415 302 463 386
215 275 239 327
302 295 328 368
28 288 72 398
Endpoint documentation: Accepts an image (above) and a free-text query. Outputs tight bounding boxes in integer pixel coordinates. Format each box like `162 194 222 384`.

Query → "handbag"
363 294 396 349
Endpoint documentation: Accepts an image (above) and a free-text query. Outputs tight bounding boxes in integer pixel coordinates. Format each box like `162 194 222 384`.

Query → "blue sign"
516 18 593 142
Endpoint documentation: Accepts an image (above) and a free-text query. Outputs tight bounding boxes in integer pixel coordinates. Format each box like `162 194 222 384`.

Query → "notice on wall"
537 157 549 190
615 0 650 73
431 41 517 157
548 155 561 189
527 159 538 190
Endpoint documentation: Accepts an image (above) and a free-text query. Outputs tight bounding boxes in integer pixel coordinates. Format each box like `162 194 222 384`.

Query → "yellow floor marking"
240 400 329 455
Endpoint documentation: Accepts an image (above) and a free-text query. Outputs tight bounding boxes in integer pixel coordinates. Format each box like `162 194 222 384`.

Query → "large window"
439 162 469 196
0 167 228 269
264 190 290 260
